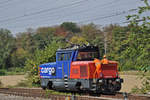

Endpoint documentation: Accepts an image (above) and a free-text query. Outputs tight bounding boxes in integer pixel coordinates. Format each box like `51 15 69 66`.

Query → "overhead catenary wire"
0 0 87 23
0 0 145 34
4 8 138 29
0 0 65 20
0 0 120 25
0 0 19 8
0 0 12 5
0 0 138 24
0 0 138 28
0 0 42 12
78 9 138 23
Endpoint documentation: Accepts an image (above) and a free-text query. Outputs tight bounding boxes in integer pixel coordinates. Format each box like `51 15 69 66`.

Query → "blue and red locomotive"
39 45 123 93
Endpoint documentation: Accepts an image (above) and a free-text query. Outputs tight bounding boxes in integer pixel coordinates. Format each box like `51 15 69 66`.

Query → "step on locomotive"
39 45 123 93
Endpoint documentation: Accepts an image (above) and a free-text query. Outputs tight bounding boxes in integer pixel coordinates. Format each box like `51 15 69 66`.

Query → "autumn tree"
70 35 88 45
81 23 105 58
34 27 56 49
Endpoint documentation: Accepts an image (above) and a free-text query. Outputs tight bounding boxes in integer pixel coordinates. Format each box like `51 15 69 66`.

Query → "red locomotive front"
70 57 123 93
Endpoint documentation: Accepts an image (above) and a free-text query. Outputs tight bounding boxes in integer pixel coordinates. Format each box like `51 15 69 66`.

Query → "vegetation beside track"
0 67 25 76
0 80 2 87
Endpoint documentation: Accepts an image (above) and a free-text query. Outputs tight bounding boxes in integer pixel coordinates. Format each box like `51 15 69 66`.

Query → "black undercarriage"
41 78 123 94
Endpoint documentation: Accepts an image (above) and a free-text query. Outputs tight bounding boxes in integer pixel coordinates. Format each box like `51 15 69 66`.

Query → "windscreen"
77 51 99 61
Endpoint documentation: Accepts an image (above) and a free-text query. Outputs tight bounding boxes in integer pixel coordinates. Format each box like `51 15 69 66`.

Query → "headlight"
116 78 123 83
99 79 103 83
116 79 120 82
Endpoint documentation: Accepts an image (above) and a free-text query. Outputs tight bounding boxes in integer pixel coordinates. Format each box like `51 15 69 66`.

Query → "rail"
0 88 149 100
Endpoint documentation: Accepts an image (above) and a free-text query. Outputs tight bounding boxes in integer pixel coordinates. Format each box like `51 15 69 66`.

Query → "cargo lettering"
41 67 56 76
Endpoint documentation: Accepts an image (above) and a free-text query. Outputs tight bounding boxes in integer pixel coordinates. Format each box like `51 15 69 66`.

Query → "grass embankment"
120 71 150 94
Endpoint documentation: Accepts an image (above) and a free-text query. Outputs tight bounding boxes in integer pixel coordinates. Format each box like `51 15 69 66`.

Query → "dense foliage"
0 29 15 69
107 0 150 71
128 0 150 93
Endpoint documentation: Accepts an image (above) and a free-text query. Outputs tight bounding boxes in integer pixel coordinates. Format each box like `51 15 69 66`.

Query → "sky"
0 0 149 34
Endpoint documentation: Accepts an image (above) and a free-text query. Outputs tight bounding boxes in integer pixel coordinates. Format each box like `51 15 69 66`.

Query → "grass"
0 79 36 88
44 89 80 97
15 80 31 87
119 70 150 76
0 67 25 76
14 80 78 97
45 90 72 95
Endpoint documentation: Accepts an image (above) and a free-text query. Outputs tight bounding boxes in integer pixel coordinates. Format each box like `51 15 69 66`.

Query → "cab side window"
58 52 72 61
64 53 68 61
66 52 72 61
58 53 65 61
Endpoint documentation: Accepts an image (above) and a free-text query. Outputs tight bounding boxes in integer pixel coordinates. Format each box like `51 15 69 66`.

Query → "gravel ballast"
0 93 50 100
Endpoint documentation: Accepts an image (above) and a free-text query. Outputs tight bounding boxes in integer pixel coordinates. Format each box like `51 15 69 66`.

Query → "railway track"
0 88 150 100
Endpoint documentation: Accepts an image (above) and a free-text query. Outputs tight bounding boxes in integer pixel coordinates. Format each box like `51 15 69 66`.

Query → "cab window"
66 52 72 60
58 53 65 61
77 51 99 61
58 52 72 61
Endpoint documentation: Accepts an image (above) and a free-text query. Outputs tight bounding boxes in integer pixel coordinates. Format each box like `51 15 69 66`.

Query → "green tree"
125 0 150 70
15 30 36 54
108 0 150 71
70 35 88 45
25 41 63 85
0 29 15 69
61 22 80 33
11 48 29 68
108 26 131 70
9 28 38 69
81 23 101 43
34 27 56 49
126 0 150 93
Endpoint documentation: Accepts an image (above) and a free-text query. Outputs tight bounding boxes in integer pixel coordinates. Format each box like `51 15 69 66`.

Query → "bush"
0 69 6 76
25 41 63 86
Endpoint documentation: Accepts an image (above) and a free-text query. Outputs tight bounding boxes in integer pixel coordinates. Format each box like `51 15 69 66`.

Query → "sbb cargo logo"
41 67 56 76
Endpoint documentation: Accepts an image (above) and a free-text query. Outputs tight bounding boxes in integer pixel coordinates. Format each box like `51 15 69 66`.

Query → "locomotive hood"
71 61 94 65
39 62 56 67
70 59 119 79
39 62 57 78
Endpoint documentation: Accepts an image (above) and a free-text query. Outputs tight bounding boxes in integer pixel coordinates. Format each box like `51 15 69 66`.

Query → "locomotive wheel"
89 92 101 96
42 86 46 90
47 81 53 89
108 84 115 93
75 82 82 90
115 83 121 91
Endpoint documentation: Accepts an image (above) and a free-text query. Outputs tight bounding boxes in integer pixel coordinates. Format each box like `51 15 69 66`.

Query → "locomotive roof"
57 45 99 52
